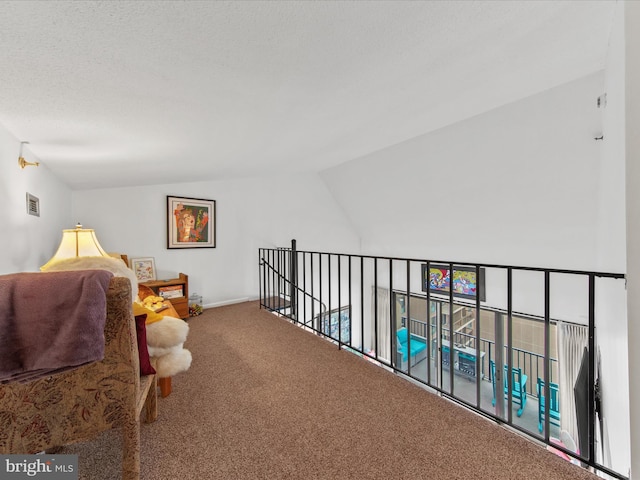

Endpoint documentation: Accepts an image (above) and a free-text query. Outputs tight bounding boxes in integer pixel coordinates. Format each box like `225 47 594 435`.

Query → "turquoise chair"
537 378 560 432
490 360 528 417
396 328 427 365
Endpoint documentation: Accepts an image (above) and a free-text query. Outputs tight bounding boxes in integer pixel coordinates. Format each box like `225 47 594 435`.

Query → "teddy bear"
133 284 192 377
40 256 192 379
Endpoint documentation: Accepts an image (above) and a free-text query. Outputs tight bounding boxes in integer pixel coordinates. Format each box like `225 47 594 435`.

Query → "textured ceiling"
0 1 616 189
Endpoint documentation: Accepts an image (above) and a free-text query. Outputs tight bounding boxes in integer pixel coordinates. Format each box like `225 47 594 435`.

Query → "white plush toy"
41 256 192 378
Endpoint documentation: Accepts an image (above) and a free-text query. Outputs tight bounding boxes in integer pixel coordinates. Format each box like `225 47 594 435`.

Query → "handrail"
281 248 625 279
260 257 328 321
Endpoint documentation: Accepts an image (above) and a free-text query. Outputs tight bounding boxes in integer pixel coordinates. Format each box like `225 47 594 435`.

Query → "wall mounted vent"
26 193 40 217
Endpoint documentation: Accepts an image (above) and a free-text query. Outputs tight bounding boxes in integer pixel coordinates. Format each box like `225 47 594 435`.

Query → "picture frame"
319 306 351 343
130 257 157 282
421 263 486 301
167 195 216 249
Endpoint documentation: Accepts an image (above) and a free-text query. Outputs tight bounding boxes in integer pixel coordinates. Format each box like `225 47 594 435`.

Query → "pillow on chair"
397 327 408 344
134 314 156 376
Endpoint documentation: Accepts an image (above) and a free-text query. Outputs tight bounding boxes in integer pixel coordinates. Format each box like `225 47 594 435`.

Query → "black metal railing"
258 240 626 480
260 248 327 326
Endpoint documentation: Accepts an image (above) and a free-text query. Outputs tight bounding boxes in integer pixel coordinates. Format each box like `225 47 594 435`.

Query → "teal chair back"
510 367 525 396
490 359 528 417
537 378 561 432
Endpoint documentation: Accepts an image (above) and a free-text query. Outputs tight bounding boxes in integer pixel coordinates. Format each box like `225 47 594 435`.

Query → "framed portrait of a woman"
167 196 216 249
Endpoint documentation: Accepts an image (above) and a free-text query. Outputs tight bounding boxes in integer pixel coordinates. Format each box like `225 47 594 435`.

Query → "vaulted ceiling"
0 1 616 189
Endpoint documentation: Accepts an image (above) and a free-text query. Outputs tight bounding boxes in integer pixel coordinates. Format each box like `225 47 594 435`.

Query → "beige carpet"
61 300 597 479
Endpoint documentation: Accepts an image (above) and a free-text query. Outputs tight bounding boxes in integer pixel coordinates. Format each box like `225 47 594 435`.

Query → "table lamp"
40 223 109 270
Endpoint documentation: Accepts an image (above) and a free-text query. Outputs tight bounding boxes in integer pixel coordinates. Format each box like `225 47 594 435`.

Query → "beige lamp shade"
40 224 109 271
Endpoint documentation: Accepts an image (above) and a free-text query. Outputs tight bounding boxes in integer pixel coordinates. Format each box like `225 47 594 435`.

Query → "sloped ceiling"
0 0 616 189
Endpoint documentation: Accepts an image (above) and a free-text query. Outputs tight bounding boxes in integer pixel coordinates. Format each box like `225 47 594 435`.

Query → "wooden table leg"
159 377 172 398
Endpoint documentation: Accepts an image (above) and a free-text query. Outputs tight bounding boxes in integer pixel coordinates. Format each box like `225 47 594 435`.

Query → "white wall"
0 123 73 275
625 2 640 478
597 0 630 474
320 72 604 271
71 173 360 307
319 73 623 322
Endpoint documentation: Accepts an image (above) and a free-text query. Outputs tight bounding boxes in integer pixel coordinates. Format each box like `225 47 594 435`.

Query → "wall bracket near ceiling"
18 141 40 169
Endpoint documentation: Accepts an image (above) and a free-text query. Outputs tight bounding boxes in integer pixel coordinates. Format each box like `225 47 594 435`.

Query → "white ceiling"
0 1 616 190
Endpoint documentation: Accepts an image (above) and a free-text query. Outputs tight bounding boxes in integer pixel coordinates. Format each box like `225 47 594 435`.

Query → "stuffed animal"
41 256 192 378
134 284 192 377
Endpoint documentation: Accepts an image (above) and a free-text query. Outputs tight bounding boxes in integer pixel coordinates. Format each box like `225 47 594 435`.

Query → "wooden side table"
157 300 180 398
140 273 189 319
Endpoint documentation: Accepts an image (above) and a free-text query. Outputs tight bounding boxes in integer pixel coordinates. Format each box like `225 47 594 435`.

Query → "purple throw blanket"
0 269 113 384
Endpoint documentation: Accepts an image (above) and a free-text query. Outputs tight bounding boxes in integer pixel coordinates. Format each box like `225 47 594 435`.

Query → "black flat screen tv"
574 346 590 459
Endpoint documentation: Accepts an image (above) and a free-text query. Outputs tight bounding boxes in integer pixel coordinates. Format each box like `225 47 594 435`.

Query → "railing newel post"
290 239 297 320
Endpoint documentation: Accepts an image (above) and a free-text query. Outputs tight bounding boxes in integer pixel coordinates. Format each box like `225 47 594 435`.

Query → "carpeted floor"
61 300 597 479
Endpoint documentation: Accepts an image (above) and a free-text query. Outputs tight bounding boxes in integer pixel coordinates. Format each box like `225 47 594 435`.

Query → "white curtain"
373 287 391 363
556 321 588 449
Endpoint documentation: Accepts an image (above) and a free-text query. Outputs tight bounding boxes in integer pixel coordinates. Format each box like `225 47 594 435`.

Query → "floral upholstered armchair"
0 274 157 480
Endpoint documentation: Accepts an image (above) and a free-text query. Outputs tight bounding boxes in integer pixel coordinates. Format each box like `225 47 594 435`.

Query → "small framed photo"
167 195 216 249
130 257 157 282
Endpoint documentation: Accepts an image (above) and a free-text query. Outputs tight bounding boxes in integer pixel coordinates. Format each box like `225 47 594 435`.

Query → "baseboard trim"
203 297 254 309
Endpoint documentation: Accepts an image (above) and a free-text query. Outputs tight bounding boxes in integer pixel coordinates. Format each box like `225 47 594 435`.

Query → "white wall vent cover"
26 192 40 217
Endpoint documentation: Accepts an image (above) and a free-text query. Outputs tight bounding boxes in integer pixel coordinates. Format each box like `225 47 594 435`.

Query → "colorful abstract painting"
167 196 216 249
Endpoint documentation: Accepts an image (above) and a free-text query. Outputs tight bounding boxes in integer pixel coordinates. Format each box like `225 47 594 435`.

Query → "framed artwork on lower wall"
167 195 216 249
320 306 351 344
